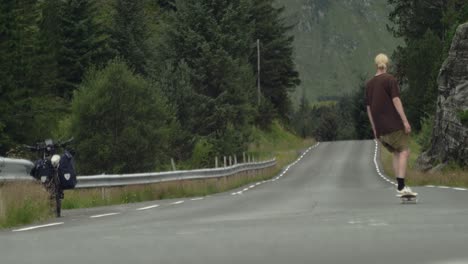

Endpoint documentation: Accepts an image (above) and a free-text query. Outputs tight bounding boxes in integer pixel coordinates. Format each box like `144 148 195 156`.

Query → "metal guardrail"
0 157 276 188
76 159 276 189
0 157 34 181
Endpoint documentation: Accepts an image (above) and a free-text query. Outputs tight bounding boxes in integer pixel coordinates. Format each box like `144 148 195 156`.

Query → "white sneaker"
397 186 418 196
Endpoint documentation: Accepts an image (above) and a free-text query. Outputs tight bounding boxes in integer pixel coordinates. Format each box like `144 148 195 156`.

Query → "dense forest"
0 0 299 173
2 0 467 173
292 0 468 155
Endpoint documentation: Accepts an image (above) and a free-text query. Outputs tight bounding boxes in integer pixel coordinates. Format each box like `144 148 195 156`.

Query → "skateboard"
397 193 418 204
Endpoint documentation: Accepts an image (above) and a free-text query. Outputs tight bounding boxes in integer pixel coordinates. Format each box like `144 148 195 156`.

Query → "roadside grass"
380 138 468 188
249 121 316 168
62 167 277 209
0 181 50 228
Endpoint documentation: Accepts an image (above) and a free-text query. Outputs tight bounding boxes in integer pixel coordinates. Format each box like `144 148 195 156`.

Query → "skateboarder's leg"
398 148 410 178
392 152 400 177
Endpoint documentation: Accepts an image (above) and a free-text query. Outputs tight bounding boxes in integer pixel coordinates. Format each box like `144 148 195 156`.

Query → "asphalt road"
1 140 468 264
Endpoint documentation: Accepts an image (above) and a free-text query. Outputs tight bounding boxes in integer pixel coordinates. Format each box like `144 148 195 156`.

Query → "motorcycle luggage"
58 151 77 189
31 159 53 180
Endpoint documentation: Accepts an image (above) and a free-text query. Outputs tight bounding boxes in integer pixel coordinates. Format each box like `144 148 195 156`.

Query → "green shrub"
69 59 176 174
190 138 216 169
416 115 434 151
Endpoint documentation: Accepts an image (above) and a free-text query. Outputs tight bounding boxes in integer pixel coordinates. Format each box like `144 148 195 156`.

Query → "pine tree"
159 0 256 155
56 0 113 99
111 0 151 75
249 0 300 122
0 0 44 153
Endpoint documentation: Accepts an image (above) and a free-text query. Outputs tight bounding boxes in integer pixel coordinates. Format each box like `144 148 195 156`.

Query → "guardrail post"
215 156 218 168
243 152 246 163
234 155 237 165
101 187 106 200
171 158 176 171
229 156 232 167
224 156 227 167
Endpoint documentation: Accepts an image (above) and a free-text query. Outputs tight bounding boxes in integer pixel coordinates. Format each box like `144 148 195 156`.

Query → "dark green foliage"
2 0 299 170
291 91 314 138
292 77 371 141
387 0 468 131
387 0 446 41
56 0 114 99
352 78 373 140
459 110 468 127
416 115 434 151
398 30 443 130
336 95 357 140
69 60 175 174
157 0 256 156
313 106 338 142
249 0 300 121
111 0 150 75
0 0 64 153
157 0 176 11
189 138 216 168
255 98 277 130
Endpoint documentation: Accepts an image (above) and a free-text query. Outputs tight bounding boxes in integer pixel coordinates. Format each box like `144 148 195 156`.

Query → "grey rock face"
416 22 468 170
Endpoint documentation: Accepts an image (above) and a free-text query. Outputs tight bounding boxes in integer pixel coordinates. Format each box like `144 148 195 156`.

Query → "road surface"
1 140 468 264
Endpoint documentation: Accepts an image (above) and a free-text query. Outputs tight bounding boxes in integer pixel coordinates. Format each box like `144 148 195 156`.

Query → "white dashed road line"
236 142 320 195
190 198 204 201
90 213 120 218
13 222 64 232
171 201 185 205
137 205 160 211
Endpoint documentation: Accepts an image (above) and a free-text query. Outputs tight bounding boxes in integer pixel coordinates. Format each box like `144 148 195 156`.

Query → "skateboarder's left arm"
367 106 377 139
392 97 411 134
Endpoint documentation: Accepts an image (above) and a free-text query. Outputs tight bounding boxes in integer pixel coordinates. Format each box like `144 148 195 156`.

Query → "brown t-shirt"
365 73 404 137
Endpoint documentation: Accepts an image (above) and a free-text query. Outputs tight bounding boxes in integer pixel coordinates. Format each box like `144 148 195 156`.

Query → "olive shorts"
379 129 409 153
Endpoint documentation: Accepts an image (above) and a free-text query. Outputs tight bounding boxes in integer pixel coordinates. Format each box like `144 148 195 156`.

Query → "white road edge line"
90 213 120 218
373 140 467 191
137 205 160 211
238 142 320 194
13 222 64 232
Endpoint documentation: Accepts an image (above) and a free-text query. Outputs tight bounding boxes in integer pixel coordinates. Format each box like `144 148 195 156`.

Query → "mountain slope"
278 0 401 102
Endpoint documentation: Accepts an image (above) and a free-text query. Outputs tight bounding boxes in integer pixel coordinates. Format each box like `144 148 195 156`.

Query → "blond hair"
374 53 389 70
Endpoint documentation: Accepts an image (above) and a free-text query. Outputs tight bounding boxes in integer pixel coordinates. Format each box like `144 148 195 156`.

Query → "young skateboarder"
365 53 417 196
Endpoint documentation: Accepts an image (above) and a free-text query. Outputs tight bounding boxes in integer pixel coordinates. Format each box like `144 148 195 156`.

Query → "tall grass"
380 138 468 188
0 181 50 228
62 167 277 209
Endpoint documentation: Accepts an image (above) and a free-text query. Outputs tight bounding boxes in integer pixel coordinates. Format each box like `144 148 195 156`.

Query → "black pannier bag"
58 151 77 189
31 159 53 181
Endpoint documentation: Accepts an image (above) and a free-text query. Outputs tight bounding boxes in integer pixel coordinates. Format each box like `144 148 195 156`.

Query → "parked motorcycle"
25 138 77 217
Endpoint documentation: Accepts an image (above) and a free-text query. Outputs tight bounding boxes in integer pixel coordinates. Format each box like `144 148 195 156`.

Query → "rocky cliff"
416 22 468 170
